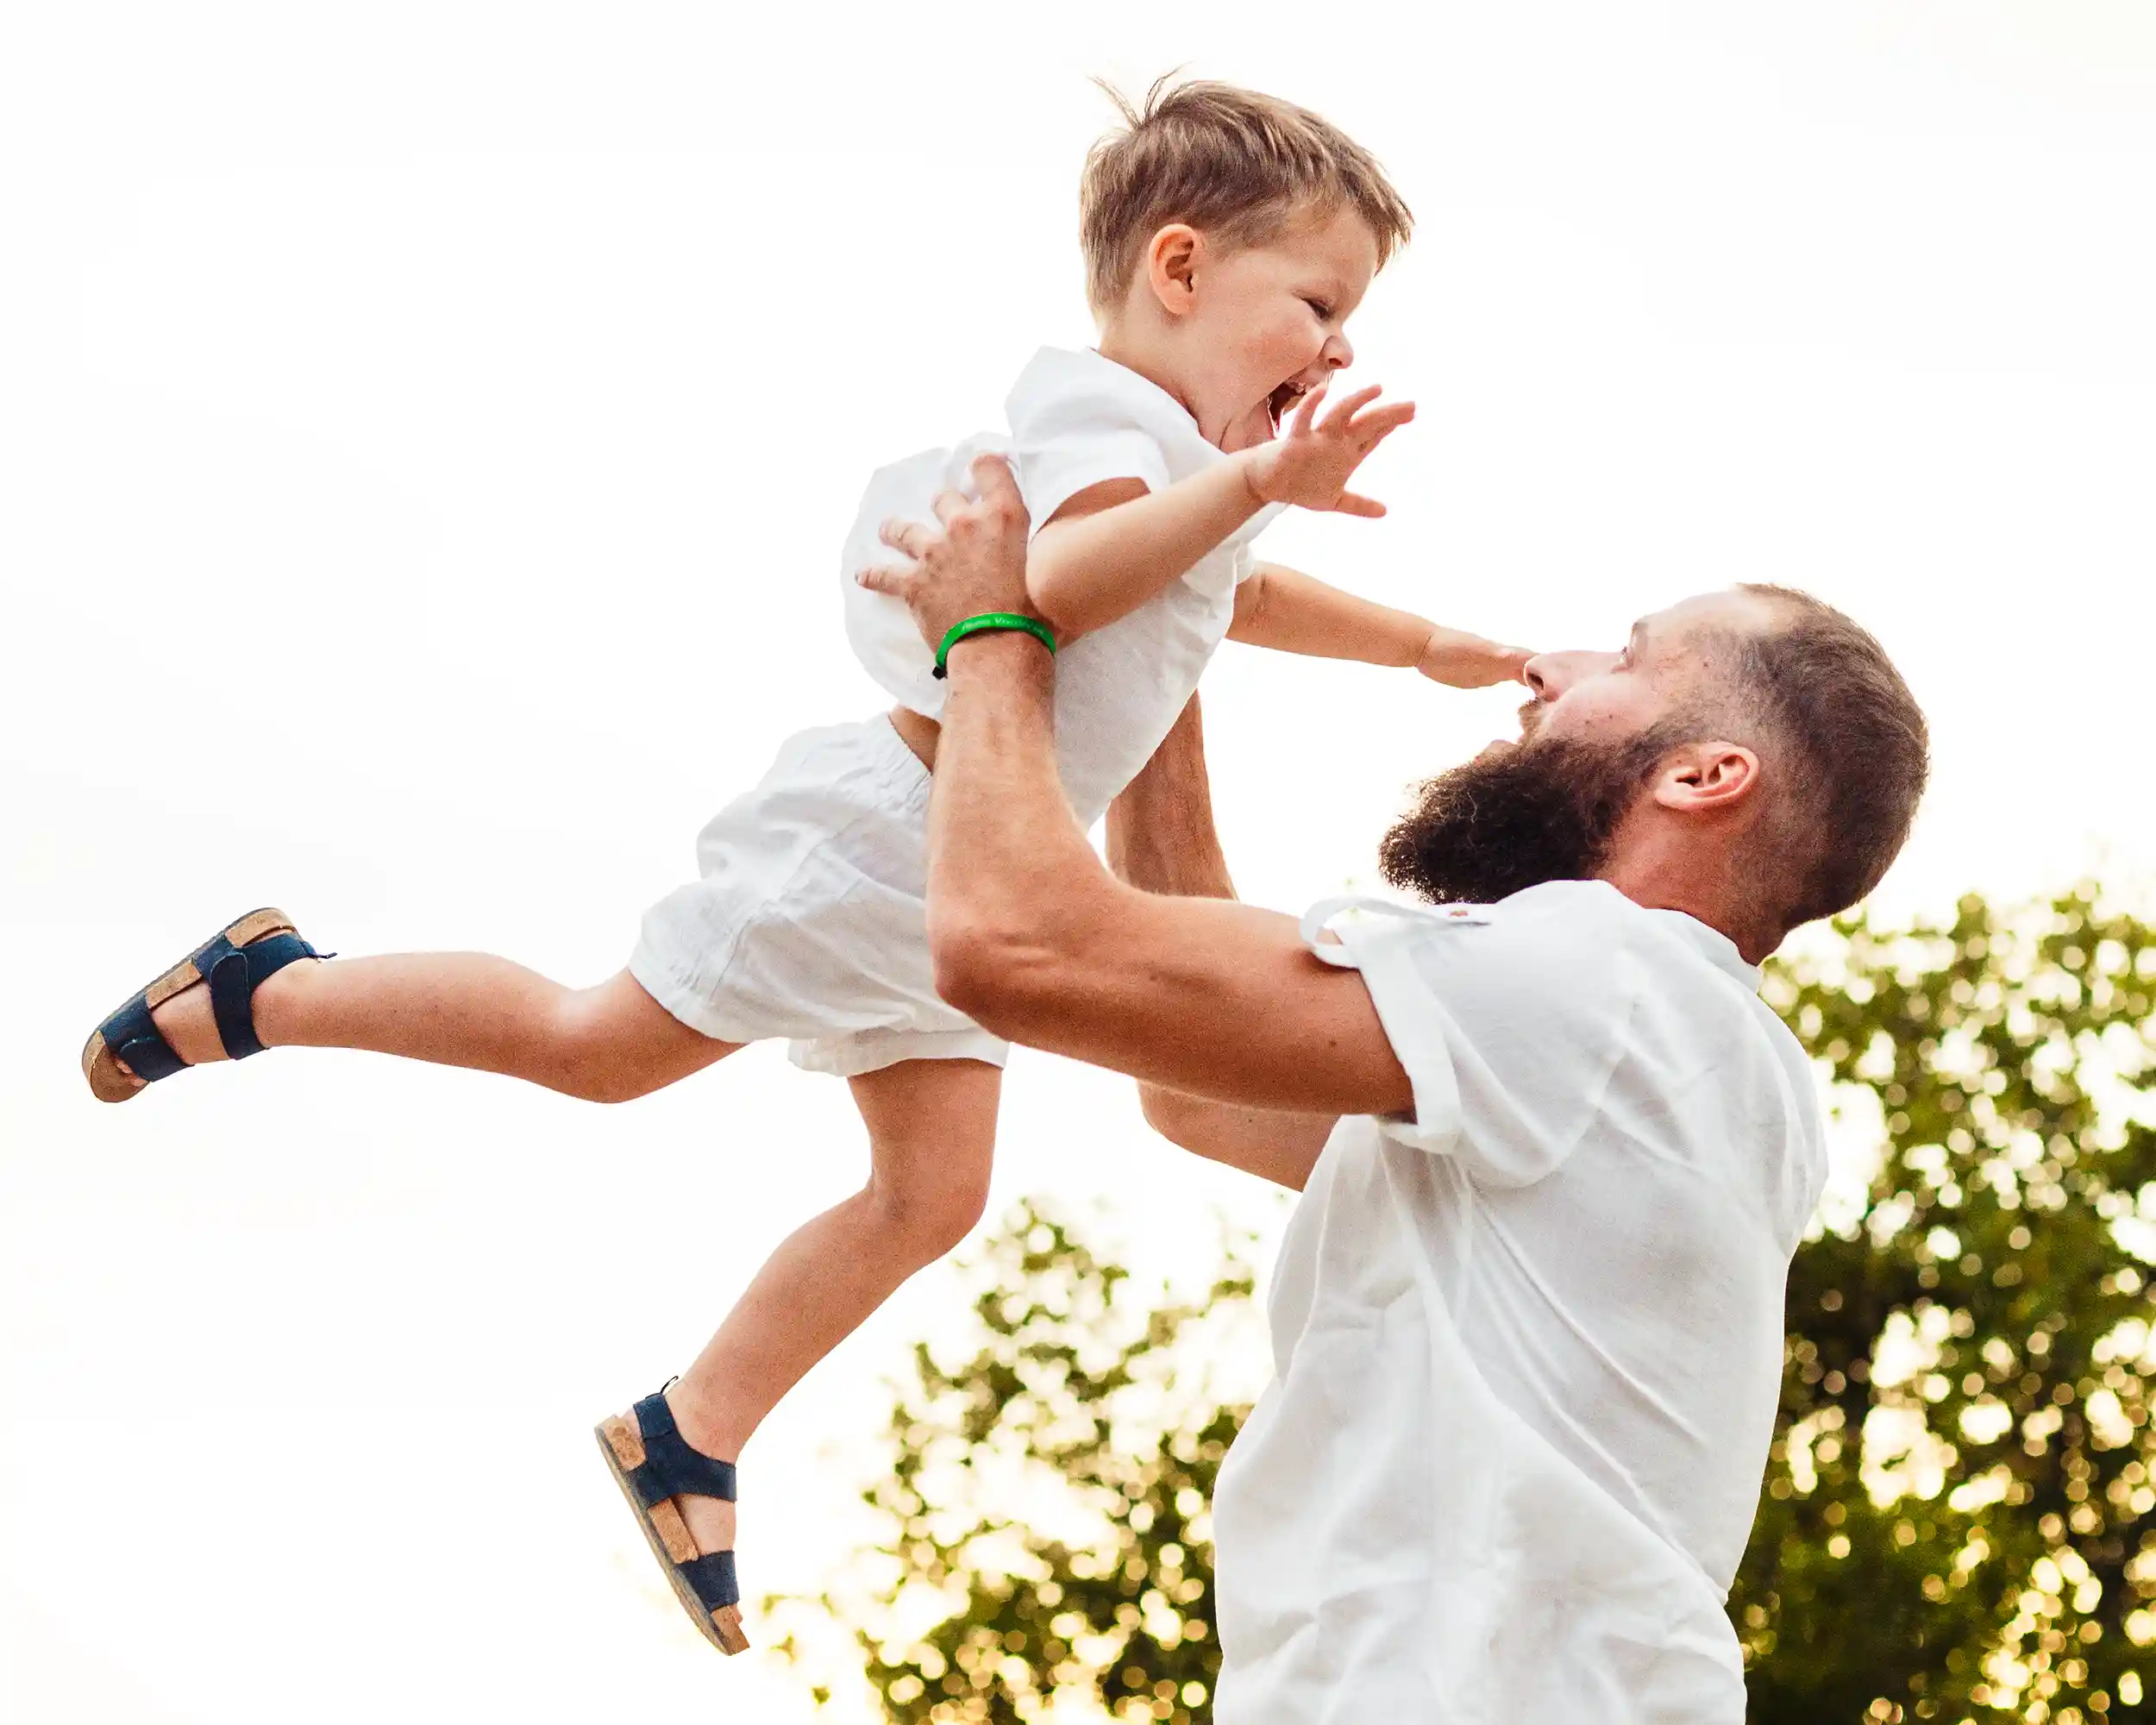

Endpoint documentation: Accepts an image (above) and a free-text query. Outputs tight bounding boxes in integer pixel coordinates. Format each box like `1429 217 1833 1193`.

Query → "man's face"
1509 591 1774 753
1377 591 1773 906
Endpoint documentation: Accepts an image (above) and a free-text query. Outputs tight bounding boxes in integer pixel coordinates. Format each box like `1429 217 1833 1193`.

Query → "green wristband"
932 612 1058 680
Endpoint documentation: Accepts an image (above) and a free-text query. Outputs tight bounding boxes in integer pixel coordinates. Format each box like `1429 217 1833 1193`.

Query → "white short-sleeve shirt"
842 347 1282 825
1211 880 1827 1725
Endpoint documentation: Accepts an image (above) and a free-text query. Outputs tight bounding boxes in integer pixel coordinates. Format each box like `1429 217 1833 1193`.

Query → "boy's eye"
1303 297 1334 321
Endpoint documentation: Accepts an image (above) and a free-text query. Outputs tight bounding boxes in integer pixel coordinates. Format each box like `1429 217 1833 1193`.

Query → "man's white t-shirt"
1211 880 1826 1724
841 346 1281 825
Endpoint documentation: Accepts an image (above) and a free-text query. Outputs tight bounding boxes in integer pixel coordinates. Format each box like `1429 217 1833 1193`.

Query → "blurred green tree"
1739 887 2156 1724
775 1202 1258 1724
787 888 2156 1725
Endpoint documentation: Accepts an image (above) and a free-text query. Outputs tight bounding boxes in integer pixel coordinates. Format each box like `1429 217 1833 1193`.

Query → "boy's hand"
1239 384 1415 518
1418 626 1535 689
860 455 1038 649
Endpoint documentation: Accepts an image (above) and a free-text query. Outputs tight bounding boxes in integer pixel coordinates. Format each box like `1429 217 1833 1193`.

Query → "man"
858 457 1928 1722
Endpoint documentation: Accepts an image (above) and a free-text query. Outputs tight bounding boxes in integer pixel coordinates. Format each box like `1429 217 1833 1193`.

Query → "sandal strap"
200 931 318 1062
103 994 186 1083
626 1391 737 1507
678 1550 740 1611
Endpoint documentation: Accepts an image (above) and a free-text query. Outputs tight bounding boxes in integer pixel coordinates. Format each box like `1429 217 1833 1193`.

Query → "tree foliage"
779 1206 1257 1723
1739 888 2156 1723
793 888 2156 1725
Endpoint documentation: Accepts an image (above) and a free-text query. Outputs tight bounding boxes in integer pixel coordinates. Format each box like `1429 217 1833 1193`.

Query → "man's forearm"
923 629 1407 1119
1106 694 1236 901
1106 693 1338 1188
924 631 1108 982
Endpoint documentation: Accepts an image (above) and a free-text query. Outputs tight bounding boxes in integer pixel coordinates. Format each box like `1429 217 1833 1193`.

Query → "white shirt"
841 346 1281 825
1212 880 1826 1724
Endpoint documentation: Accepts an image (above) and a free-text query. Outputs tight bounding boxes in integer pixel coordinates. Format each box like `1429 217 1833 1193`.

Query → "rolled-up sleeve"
1012 424 1173 530
1303 885 1642 1189
1005 356 1176 530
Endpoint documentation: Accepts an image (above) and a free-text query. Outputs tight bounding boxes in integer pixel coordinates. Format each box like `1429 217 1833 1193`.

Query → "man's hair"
1078 78 1413 317
1725 586 1930 933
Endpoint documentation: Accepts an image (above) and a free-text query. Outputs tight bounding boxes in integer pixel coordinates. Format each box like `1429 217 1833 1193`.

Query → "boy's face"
1166 204 1383 452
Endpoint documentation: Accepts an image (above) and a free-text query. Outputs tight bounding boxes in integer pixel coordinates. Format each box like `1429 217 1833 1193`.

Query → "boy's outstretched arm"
1021 383 1413 641
1229 561 1533 689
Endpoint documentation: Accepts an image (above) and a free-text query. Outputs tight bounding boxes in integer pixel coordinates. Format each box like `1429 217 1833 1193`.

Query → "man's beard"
1377 720 1692 906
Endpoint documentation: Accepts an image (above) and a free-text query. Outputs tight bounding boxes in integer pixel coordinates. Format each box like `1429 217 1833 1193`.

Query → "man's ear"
1144 224 1202 318
1652 740 1761 815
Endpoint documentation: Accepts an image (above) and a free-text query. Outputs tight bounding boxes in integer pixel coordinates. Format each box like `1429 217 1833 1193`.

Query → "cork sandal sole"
595 1412 749 1655
80 907 298 1103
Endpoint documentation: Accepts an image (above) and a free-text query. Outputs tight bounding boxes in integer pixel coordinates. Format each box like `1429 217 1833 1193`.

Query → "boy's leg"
134 957 736 1102
655 1056 1002 1557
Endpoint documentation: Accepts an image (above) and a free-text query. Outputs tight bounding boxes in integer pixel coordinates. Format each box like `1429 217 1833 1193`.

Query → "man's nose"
1522 649 1618 700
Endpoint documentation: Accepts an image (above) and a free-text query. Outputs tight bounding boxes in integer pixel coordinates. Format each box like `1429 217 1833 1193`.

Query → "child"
79 79 1529 1655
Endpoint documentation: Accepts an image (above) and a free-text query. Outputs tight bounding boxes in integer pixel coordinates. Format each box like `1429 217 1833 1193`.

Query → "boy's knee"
565 1067 661 1105
877 1175 991 1264
550 998 667 1104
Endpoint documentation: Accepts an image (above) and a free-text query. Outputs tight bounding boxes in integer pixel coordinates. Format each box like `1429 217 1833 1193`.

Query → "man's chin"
1376 723 1673 908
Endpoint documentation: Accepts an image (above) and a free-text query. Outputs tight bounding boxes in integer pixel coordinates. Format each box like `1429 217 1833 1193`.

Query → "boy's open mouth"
1266 379 1309 434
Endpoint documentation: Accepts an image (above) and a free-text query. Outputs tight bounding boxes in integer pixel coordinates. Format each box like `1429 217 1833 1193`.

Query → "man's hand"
1238 384 1415 519
858 455 1039 651
1419 625 1535 689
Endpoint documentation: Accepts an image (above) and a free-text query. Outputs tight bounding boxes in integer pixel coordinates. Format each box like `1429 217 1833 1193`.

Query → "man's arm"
1230 561 1532 689
1106 693 1339 1189
862 460 1413 1127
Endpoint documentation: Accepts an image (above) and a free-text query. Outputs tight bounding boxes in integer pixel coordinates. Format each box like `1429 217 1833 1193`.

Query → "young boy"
80 80 1529 1654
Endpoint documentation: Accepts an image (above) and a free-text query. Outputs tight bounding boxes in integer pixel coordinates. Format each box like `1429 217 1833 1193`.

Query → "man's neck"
1598 852 1780 966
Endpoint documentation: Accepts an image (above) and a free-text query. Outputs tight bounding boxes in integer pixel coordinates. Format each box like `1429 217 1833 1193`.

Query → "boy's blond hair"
1079 77 1414 318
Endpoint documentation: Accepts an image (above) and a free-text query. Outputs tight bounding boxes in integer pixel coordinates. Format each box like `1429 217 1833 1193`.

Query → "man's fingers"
856 562 917 598
1331 492 1388 519
931 489 970 526
880 517 938 559
968 452 1028 524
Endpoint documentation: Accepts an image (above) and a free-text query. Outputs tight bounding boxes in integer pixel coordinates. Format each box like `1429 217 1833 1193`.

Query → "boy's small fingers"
1332 492 1388 519
1357 405 1418 447
1352 398 1416 435
1323 384 1384 428
1290 385 1328 436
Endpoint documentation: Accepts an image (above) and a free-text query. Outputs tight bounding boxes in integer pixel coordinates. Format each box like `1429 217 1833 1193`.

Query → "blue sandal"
81 907 323 1103
595 1390 749 1654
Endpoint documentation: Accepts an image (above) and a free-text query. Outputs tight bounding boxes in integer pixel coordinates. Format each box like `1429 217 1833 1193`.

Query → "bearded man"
858 457 1929 1724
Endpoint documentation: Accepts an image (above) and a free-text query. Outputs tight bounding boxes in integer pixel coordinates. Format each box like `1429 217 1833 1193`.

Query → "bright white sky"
3 3 2153 1720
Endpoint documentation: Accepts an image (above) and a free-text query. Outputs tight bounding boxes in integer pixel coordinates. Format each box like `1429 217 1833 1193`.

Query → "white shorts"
629 715 1010 1079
